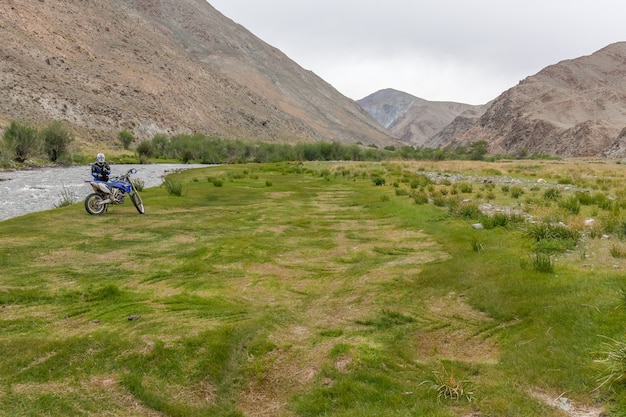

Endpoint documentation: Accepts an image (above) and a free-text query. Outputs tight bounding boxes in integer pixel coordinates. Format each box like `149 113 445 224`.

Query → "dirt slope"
0 0 395 147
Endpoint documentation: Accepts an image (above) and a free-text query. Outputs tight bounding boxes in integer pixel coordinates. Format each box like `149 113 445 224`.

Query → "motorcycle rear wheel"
85 193 107 215
131 192 145 214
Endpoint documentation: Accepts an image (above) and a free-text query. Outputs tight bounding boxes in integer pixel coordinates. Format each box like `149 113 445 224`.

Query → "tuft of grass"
132 178 145 192
530 251 555 273
413 190 429 205
163 178 185 196
595 336 626 391
471 239 485 253
543 188 562 201
526 222 580 253
609 243 626 259
421 368 476 403
54 184 77 208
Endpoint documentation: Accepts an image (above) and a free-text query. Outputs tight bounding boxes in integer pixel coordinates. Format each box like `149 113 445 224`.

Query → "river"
0 164 209 221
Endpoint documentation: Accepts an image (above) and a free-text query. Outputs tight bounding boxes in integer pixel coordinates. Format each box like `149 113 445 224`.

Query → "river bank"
0 163 209 221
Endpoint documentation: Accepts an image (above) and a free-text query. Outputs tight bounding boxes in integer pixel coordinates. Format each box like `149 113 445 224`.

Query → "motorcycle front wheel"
131 192 145 214
85 193 107 215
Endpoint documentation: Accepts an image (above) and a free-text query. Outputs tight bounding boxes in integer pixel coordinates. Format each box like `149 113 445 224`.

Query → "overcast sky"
208 0 624 105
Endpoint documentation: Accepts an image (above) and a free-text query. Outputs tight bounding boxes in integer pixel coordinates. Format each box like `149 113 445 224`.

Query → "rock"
584 218 596 227
472 223 484 230
127 314 141 321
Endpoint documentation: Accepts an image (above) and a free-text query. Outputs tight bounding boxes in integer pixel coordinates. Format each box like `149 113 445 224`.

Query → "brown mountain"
0 0 395 147
357 89 485 147
429 42 626 157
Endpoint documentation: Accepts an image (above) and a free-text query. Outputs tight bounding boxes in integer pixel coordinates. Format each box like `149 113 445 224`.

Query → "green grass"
1 160 626 416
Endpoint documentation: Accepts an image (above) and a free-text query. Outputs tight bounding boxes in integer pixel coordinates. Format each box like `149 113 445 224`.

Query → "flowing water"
0 164 209 221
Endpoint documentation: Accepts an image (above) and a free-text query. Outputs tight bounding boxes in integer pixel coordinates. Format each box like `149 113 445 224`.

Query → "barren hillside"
0 0 395 147
430 42 626 157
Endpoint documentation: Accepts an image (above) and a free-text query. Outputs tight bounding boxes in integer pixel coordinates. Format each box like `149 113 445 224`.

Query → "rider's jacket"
91 162 110 181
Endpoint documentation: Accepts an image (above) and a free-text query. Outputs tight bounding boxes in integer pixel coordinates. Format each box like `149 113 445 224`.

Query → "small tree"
41 121 73 162
3 120 42 162
469 140 489 161
151 134 169 157
118 129 135 149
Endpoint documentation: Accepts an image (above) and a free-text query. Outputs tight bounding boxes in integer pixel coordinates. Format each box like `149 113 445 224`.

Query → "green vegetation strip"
1 161 626 416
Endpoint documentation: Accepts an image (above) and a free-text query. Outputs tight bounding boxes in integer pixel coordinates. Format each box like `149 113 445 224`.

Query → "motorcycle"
84 168 145 215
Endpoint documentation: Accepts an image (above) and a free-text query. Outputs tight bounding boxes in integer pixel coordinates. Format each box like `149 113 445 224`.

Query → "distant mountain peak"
357 90 483 146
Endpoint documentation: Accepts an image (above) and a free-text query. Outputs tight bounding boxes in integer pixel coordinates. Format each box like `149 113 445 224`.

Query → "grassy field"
1 159 626 416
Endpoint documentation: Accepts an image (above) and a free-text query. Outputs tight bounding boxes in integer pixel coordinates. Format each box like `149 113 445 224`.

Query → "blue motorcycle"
85 168 145 215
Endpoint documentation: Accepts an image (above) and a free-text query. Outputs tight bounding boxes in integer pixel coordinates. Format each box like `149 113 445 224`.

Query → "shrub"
136 140 154 164
41 121 73 162
164 179 184 196
118 129 135 149
3 120 42 162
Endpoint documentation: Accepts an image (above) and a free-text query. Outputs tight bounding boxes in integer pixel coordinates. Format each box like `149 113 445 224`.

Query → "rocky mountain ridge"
360 43 626 158
429 42 626 157
0 0 395 147
357 89 485 147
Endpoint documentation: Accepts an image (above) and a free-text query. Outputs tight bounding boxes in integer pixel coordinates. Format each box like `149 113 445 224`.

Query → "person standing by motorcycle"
91 153 110 181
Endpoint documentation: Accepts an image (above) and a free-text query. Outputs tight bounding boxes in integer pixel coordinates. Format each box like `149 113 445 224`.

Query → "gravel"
0 164 209 221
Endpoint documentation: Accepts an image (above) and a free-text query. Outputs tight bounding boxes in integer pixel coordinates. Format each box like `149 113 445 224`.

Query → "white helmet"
96 153 105 163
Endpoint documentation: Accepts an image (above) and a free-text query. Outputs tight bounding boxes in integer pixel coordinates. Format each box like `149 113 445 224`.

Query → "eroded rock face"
0 0 394 147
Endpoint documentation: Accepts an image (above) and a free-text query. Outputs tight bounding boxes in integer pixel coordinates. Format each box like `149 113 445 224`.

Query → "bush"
3 120 42 162
118 129 135 149
41 121 73 162
164 179 184 196
136 140 154 164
